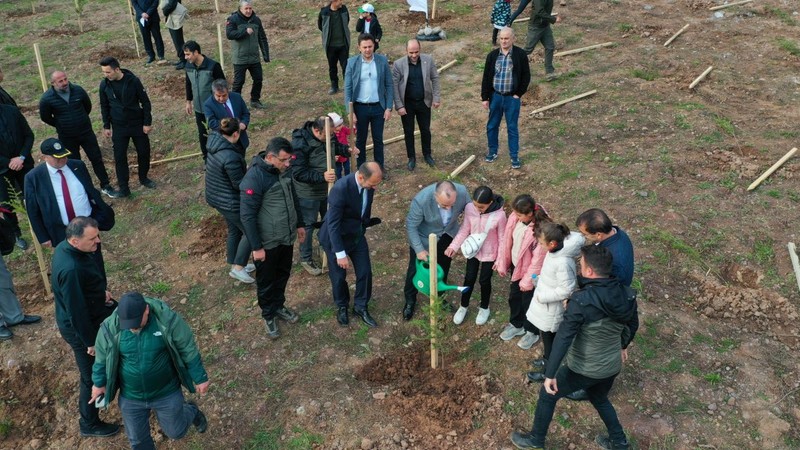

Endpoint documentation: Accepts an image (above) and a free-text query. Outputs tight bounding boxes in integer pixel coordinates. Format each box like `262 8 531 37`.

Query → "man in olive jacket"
226 0 270 109
240 137 305 339
510 245 639 450
90 292 209 449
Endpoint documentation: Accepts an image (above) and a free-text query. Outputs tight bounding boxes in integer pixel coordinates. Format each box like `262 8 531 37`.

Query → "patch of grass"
149 281 172 295
704 373 722 385
715 338 738 353
777 38 800 57
752 238 774 264
168 218 184 237
631 68 658 81
607 122 626 130
0 418 12 439
697 181 713 189
460 338 492 361
617 23 634 32
788 191 800 203
298 305 335 325
287 426 324 449
713 114 735 136
660 358 685 373
692 333 713 345
674 114 691 130
673 394 704 416
696 131 724 145
677 101 705 111
766 6 799 26
555 414 572 429
245 426 282 450
766 189 782 199
719 172 738 190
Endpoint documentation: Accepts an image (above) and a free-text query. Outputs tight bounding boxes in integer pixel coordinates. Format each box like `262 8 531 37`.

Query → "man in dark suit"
24 138 114 270
319 162 382 328
0 103 34 249
204 79 250 152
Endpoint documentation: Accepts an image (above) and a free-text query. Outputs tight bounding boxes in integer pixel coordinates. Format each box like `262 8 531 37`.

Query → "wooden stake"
133 152 201 169
74 0 84 33
663 24 689 47
349 104 357 174
709 0 754 11
528 90 597 116
689 66 713 89
428 233 439 369
449 155 475 178
33 44 47 93
28 223 51 296
217 23 225 71
555 42 615 57
127 0 141 57
431 0 437 21
513 17 530 23
214 0 220 14
788 242 800 294
747 147 797 191
437 59 457 73
365 131 419 151
322 117 333 271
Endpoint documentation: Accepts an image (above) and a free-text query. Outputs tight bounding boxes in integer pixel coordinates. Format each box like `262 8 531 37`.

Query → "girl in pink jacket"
445 186 507 326
494 195 550 349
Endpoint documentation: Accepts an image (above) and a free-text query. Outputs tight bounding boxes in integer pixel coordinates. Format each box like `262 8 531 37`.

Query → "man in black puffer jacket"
40 71 118 197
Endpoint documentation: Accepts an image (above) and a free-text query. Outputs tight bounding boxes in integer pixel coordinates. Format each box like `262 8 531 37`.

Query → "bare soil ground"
1 0 799 449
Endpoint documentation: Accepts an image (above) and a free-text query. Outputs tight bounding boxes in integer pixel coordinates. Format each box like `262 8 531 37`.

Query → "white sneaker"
500 323 526 341
229 268 255 284
476 307 490 325
517 331 540 350
453 306 468 325
244 263 256 273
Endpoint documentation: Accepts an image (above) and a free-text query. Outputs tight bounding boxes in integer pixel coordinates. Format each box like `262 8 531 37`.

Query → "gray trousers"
524 24 556 74
0 257 24 326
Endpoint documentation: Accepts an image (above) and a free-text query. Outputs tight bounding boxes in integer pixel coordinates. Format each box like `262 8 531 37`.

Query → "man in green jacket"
240 137 305 339
226 0 270 109
510 245 639 450
90 292 209 449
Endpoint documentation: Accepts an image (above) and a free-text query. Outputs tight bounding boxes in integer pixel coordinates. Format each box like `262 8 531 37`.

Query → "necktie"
57 169 76 222
361 188 368 218
224 102 234 118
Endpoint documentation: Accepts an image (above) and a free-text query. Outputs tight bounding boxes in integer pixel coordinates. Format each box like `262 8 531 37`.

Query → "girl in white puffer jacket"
525 222 585 379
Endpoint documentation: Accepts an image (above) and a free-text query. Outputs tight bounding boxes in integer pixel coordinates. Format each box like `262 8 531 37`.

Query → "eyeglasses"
275 156 292 163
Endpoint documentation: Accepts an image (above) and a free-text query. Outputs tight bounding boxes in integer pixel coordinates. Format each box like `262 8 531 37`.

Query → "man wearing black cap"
91 292 209 449
25 139 115 263
0 102 34 249
51 216 119 438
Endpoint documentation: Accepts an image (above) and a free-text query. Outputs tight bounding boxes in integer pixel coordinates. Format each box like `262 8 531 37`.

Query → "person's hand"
88 385 106 404
433 101 441 108
87 346 96 357
513 95 519 99
185 101 193 115
297 228 306 243
324 169 336 183
520 281 533 292
246 27 254 35
383 109 391 121
252 248 266 261
141 12 149 20
143 125 152 134
482 100 489 110
444 248 455 258
555 15 562 23
239 122 247 131
397 107 407 116
337 257 349 269
105 290 114 305
621 348 629 363
103 129 112 138
544 378 558 395
350 147 360 157
8 157 24 171
562 299 568 309
42 241 52 248
196 380 210 395
416 250 428 261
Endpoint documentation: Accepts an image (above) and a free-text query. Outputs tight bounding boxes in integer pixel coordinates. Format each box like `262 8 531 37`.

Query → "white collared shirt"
46 163 92 225
356 57 379 104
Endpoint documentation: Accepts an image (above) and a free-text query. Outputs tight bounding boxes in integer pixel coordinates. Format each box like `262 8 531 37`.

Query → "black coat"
205 132 246 213
99 69 152 130
0 104 34 173
355 13 382 50
39 83 94 138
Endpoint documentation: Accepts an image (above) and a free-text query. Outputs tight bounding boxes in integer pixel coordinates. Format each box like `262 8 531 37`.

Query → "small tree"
74 0 88 32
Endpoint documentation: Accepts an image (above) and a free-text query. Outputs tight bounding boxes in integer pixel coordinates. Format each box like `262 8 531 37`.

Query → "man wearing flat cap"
25 138 115 270
91 292 210 449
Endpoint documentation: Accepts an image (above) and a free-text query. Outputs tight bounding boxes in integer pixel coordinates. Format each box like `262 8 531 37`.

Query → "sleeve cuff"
335 251 347 259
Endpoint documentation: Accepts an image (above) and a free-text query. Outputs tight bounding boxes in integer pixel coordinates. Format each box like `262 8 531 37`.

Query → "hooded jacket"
205 131 246 213
545 277 639 379
99 69 152 130
495 209 547 290
291 121 349 200
526 231 585 332
446 195 507 262
39 83 94 138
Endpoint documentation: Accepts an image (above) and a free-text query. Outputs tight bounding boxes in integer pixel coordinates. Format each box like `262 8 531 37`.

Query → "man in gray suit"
392 39 441 171
403 181 469 320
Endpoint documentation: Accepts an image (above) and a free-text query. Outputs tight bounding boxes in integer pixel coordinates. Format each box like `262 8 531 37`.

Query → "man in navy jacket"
204 79 250 151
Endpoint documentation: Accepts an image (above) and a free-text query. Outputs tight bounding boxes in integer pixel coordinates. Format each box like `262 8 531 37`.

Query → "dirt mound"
87 45 139 64
356 343 501 438
188 214 227 258
41 25 94 37
689 273 799 326
148 73 186 99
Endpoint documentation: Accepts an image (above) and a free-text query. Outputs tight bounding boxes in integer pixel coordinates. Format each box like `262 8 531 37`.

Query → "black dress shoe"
527 371 546 383
79 421 120 438
15 236 27 250
402 301 415 321
530 358 546 368
424 155 436 167
11 315 41 326
407 158 416 171
566 389 590 401
353 307 378 327
336 306 349 326
0 326 12 340
510 431 543 449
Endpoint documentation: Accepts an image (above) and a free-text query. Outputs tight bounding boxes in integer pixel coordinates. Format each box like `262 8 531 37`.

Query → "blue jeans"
354 103 386 170
486 92 521 160
298 198 327 263
529 366 626 447
119 389 198 450
335 160 351 179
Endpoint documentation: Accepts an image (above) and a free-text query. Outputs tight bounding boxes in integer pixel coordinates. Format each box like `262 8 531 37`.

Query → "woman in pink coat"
445 186 507 326
494 195 551 349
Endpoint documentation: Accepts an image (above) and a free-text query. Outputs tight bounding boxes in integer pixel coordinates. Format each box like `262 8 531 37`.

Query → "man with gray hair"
39 71 118 197
226 0 270 110
204 79 251 151
403 180 469 320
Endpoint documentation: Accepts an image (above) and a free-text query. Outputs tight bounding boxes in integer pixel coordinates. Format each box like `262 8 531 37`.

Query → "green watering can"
413 260 471 296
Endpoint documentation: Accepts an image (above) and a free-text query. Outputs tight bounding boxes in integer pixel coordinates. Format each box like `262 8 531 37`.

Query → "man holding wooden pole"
508 0 562 81
291 117 357 276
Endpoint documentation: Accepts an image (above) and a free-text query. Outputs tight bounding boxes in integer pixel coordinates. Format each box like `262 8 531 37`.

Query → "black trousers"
194 111 208 158
459 258 494 308
139 19 165 59
509 279 538 333
111 130 151 189
232 63 263 102
59 131 111 187
59 326 100 428
255 244 292 320
325 45 348 85
168 27 186 61
400 98 432 159
322 234 372 310
541 331 556 361
0 166 30 235
403 234 453 304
